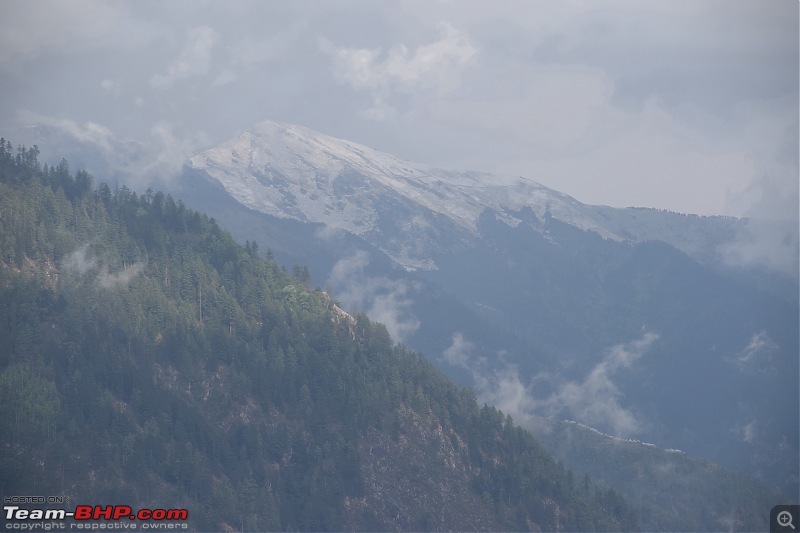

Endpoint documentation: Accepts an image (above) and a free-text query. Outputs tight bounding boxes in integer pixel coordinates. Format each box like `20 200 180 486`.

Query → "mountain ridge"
175 121 798 501
187 120 747 271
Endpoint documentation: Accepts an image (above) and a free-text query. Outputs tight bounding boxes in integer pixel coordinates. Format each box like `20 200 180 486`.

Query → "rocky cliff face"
350 406 500 531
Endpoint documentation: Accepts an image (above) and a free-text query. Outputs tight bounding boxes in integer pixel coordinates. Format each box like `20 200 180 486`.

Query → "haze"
1 0 797 220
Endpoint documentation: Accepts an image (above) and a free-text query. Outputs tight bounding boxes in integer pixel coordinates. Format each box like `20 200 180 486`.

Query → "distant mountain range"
20 120 800 526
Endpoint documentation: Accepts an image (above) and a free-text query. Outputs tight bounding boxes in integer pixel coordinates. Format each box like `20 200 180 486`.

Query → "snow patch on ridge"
562 420 682 453
188 121 624 247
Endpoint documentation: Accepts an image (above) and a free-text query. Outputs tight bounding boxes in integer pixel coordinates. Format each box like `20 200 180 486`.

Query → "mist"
326 251 420 343
443 332 660 438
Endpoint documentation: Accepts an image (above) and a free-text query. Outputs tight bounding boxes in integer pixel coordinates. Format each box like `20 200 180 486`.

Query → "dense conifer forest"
0 140 638 531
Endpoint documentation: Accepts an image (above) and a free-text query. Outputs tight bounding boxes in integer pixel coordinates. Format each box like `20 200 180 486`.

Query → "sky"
0 0 797 219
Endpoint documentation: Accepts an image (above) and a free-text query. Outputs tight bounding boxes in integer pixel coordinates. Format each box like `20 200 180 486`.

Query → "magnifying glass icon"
778 510 795 530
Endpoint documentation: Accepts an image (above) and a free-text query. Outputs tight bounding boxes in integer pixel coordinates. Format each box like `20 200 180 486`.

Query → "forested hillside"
535 421 784 532
0 140 638 531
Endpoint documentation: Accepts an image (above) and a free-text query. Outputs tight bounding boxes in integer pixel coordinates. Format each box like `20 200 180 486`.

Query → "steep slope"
431 209 798 497
0 144 638 532
179 122 798 500
535 420 785 532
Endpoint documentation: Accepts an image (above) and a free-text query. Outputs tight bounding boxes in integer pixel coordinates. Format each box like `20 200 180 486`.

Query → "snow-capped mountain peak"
187 121 740 270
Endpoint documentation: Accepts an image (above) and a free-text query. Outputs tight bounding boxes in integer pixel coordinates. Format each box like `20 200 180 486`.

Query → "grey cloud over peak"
322 22 477 120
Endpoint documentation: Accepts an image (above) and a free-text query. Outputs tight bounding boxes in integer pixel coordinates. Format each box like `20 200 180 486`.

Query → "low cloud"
719 167 799 277
313 224 346 241
63 244 98 275
98 263 144 289
727 331 778 375
443 332 659 437
326 250 420 342
720 100 799 277
735 419 758 445
21 112 198 186
719 217 799 278
442 332 476 368
63 244 143 289
740 331 778 365
140 121 197 182
441 332 539 427
21 112 116 153
539 333 659 437
323 23 477 120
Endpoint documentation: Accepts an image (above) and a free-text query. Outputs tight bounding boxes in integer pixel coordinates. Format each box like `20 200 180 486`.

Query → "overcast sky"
1 0 797 218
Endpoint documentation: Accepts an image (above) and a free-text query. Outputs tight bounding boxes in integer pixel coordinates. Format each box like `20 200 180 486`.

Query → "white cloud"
542 333 659 437
719 217 799 278
324 23 477 120
313 225 346 241
19 112 117 153
441 333 539 427
63 244 97 275
63 245 143 289
727 331 779 375
365 285 420 342
478 364 539 428
151 26 219 89
442 332 475 368
719 100 799 276
329 250 371 283
98 263 144 289
442 332 659 437
326 251 420 342
140 122 197 181
21 112 198 186
733 419 758 445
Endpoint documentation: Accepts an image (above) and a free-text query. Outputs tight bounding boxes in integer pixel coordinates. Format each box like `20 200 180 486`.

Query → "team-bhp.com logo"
4 499 189 530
